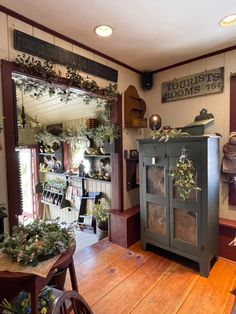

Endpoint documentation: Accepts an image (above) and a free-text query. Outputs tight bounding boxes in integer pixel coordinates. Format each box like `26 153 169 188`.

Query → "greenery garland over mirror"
13 54 120 147
14 54 120 102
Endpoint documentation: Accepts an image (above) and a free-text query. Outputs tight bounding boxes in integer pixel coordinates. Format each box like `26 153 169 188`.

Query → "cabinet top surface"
137 135 220 144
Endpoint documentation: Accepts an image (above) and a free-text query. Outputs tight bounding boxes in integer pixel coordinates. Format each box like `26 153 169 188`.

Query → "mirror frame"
1 59 123 231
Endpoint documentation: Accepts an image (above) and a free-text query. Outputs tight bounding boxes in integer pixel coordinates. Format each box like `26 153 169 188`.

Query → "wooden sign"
14 30 118 82
161 67 224 103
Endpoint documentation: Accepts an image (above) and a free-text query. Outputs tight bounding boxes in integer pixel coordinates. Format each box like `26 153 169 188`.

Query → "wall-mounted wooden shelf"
124 85 147 128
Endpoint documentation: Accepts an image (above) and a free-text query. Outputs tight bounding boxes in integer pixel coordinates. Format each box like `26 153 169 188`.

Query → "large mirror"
1 60 123 230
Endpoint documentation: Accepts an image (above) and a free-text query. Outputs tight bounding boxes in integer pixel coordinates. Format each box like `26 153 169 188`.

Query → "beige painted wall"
145 51 236 220
0 12 145 231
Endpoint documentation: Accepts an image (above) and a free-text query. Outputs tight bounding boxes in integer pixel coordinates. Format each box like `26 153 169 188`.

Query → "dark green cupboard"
138 136 219 277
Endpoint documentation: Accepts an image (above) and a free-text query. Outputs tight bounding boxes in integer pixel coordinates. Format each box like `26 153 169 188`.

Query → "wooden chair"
48 289 93 314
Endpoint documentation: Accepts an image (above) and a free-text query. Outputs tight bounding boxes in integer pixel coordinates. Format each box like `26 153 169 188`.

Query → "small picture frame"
129 149 138 159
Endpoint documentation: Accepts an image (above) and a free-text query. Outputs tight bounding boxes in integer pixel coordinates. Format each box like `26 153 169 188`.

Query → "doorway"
18 147 38 222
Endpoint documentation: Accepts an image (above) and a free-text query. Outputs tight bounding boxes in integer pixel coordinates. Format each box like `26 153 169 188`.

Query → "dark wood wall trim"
230 78 236 132
110 95 124 211
1 61 21 228
153 45 236 74
0 5 141 75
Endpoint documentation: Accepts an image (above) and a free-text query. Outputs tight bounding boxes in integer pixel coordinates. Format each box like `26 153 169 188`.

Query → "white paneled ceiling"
16 90 99 124
1 0 236 71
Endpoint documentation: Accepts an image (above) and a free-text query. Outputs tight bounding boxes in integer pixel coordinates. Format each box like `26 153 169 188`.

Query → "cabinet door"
169 152 202 256
141 153 169 245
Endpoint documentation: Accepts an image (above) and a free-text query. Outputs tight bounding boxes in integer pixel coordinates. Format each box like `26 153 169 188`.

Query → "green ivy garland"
151 128 190 142
14 54 120 103
35 130 61 147
14 54 120 148
34 123 120 148
169 155 201 200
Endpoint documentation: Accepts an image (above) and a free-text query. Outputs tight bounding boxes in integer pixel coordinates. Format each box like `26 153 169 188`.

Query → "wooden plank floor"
64 239 236 314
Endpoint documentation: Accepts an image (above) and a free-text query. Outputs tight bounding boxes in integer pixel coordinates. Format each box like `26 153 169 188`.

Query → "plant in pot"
92 123 120 154
92 201 109 240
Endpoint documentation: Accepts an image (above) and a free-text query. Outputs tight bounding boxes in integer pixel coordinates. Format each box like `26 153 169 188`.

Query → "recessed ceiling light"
219 14 236 27
94 25 113 37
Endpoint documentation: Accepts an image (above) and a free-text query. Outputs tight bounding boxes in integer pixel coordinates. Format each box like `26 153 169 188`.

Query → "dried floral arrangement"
0 286 55 314
0 219 74 266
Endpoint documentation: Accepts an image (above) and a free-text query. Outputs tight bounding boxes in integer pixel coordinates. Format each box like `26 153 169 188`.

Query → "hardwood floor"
65 239 236 314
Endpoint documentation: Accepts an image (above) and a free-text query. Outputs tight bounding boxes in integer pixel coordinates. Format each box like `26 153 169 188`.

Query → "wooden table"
0 246 78 314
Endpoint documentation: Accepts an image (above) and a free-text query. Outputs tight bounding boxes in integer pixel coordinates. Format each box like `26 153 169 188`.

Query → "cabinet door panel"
146 166 165 197
169 154 202 256
147 202 167 235
173 208 197 246
141 155 169 245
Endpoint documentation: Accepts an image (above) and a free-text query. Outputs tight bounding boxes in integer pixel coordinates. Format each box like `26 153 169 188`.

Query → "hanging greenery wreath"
169 152 201 200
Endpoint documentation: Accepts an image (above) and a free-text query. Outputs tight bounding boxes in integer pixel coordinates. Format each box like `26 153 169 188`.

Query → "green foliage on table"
0 286 55 314
169 157 201 200
151 128 190 142
1 219 74 266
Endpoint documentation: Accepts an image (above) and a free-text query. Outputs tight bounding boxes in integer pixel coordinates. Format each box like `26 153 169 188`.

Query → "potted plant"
92 201 109 240
0 203 7 238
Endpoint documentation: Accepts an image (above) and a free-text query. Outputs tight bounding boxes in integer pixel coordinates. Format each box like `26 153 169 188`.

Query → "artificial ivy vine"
169 151 201 200
14 54 120 103
151 128 190 142
14 54 121 147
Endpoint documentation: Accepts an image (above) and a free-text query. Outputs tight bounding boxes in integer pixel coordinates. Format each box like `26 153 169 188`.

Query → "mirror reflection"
13 73 112 224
